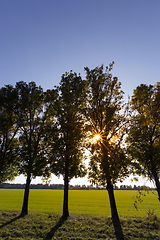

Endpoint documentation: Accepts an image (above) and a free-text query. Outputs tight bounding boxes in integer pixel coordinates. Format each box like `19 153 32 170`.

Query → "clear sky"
0 0 159 187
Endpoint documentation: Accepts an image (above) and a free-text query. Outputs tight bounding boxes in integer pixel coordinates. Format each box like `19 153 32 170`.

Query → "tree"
126 82 160 201
15 81 56 216
84 63 130 240
0 85 19 183
49 71 87 218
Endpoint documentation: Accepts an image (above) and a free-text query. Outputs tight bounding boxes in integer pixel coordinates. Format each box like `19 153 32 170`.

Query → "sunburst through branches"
91 133 102 144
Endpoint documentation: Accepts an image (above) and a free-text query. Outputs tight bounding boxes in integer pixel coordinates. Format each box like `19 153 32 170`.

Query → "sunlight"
91 133 102 144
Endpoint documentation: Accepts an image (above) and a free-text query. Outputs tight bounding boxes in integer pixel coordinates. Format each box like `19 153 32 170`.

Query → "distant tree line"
0 182 155 190
0 62 160 239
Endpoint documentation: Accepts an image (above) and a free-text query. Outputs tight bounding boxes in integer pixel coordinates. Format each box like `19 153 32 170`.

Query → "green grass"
0 211 160 239
0 190 160 239
0 189 159 218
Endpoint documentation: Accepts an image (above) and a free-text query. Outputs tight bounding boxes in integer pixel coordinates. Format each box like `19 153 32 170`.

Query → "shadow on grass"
0 214 22 229
44 216 67 240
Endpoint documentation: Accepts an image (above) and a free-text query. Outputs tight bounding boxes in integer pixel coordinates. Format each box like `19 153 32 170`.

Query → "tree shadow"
0 214 22 229
112 218 124 240
44 216 67 240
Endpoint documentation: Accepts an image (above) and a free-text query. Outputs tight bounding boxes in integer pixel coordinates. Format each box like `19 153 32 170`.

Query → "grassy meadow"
0 211 160 239
0 189 159 218
0 189 160 239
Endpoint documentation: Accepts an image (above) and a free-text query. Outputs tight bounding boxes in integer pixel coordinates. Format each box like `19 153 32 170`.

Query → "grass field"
0 211 160 239
0 190 160 239
0 189 159 218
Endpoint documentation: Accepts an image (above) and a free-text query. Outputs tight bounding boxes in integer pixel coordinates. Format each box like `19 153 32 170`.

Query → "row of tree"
1 62 160 239
0 182 154 190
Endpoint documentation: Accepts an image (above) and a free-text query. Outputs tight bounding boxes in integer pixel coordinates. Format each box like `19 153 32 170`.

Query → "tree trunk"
107 182 124 240
21 173 31 217
63 172 69 218
152 169 160 201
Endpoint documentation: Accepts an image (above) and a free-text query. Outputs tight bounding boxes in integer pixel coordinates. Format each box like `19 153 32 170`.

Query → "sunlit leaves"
84 64 131 186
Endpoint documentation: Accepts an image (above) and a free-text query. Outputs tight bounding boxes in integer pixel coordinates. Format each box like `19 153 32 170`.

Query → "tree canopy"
126 82 160 200
84 63 130 239
0 85 19 183
1 64 160 234
49 71 87 218
84 63 130 186
15 81 57 216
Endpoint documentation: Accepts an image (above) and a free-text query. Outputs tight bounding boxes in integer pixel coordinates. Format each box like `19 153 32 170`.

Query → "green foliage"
84 63 132 239
15 81 56 179
0 85 19 183
132 186 150 211
126 82 160 199
147 209 157 221
50 71 87 180
84 63 131 186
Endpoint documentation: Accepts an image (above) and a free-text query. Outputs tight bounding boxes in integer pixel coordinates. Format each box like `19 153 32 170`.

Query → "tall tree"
15 81 56 216
50 71 87 218
0 85 19 183
126 82 160 201
84 63 130 240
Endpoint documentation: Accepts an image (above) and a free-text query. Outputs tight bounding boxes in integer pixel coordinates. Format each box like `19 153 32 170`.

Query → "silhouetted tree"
126 82 160 201
0 85 19 183
49 72 87 218
15 81 57 216
84 63 130 240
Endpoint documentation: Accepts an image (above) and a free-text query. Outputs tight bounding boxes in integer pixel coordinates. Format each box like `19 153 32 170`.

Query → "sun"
91 134 101 144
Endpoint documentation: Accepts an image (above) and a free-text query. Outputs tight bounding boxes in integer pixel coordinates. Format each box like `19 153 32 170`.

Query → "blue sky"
0 0 159 186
